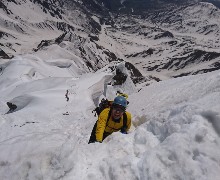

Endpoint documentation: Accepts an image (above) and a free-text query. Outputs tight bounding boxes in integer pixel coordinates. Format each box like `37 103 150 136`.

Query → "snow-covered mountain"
78 0 194 13
1 53 219 180
0 0 100 54
1 0 220 85
0 1 220 180
114 2 220 79
75 0 220 13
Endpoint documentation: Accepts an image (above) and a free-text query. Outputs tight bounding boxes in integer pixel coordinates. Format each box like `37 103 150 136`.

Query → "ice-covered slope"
0 52 220 179
0 1 220 179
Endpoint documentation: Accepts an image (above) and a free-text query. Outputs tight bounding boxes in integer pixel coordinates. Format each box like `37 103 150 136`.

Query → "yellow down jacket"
96 108 131 142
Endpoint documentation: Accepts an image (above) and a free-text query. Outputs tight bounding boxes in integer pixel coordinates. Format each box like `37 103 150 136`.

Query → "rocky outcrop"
0 48 10 59
126 48 155 58
86 0 193 13
31 0 64 19
154 31 174 39
125 62 145 84
6 102 17 112
112 68 127 86
0 1 12 14
161 50 220 71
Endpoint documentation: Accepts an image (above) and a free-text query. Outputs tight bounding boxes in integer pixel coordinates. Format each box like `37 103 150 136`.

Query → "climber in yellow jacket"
88 96 131 143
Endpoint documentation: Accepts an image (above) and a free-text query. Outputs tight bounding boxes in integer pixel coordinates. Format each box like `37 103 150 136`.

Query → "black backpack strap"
106 108 112 125
121 112 127 133
88 121 98 144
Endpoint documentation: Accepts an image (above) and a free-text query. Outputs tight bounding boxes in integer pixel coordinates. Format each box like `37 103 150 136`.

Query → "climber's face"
111 104 125 120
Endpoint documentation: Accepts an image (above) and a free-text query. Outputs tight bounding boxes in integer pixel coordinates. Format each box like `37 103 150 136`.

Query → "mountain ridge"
0 0 220 87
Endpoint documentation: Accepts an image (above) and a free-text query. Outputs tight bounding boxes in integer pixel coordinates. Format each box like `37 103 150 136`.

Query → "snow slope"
0 52 220 179
0 1 220 180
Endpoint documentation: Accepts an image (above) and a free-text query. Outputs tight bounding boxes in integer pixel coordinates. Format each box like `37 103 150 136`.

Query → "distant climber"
65 90 69 102
88 96 132 143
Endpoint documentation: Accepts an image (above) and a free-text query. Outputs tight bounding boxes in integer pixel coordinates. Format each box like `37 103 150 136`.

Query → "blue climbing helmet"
113 96 127 108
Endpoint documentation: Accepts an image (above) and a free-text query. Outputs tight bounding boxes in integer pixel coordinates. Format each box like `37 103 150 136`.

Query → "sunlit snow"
0 0 220 180
0 52 220 179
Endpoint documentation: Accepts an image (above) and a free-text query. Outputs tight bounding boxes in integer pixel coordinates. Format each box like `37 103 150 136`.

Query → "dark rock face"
192 61 220 75
68 0 220 15
7 102 17 112
34 40 51 51
125 62 145 84
6 0 17 4
0 1 12 14
81 0 107 14
162 50 220 71
56 22 75 32
0 31 4 38
0 1 6 9
89 34 99 41
154 31 174 39
34 32 72 51
0 48 10 59
31 0 64 19
126 48 155 58
141 47 220 77
85 0 193 13
112 68 128 85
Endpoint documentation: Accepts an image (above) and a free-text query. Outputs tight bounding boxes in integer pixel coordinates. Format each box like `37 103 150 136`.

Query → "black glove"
121 127 127 134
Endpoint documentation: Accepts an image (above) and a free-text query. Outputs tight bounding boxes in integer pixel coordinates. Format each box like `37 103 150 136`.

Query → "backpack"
92 93 129 117
92 98 112 116
92 98 127 133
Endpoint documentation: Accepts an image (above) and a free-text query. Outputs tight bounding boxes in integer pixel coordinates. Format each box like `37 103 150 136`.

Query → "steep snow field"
0 1 220 179
0 53 220 180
